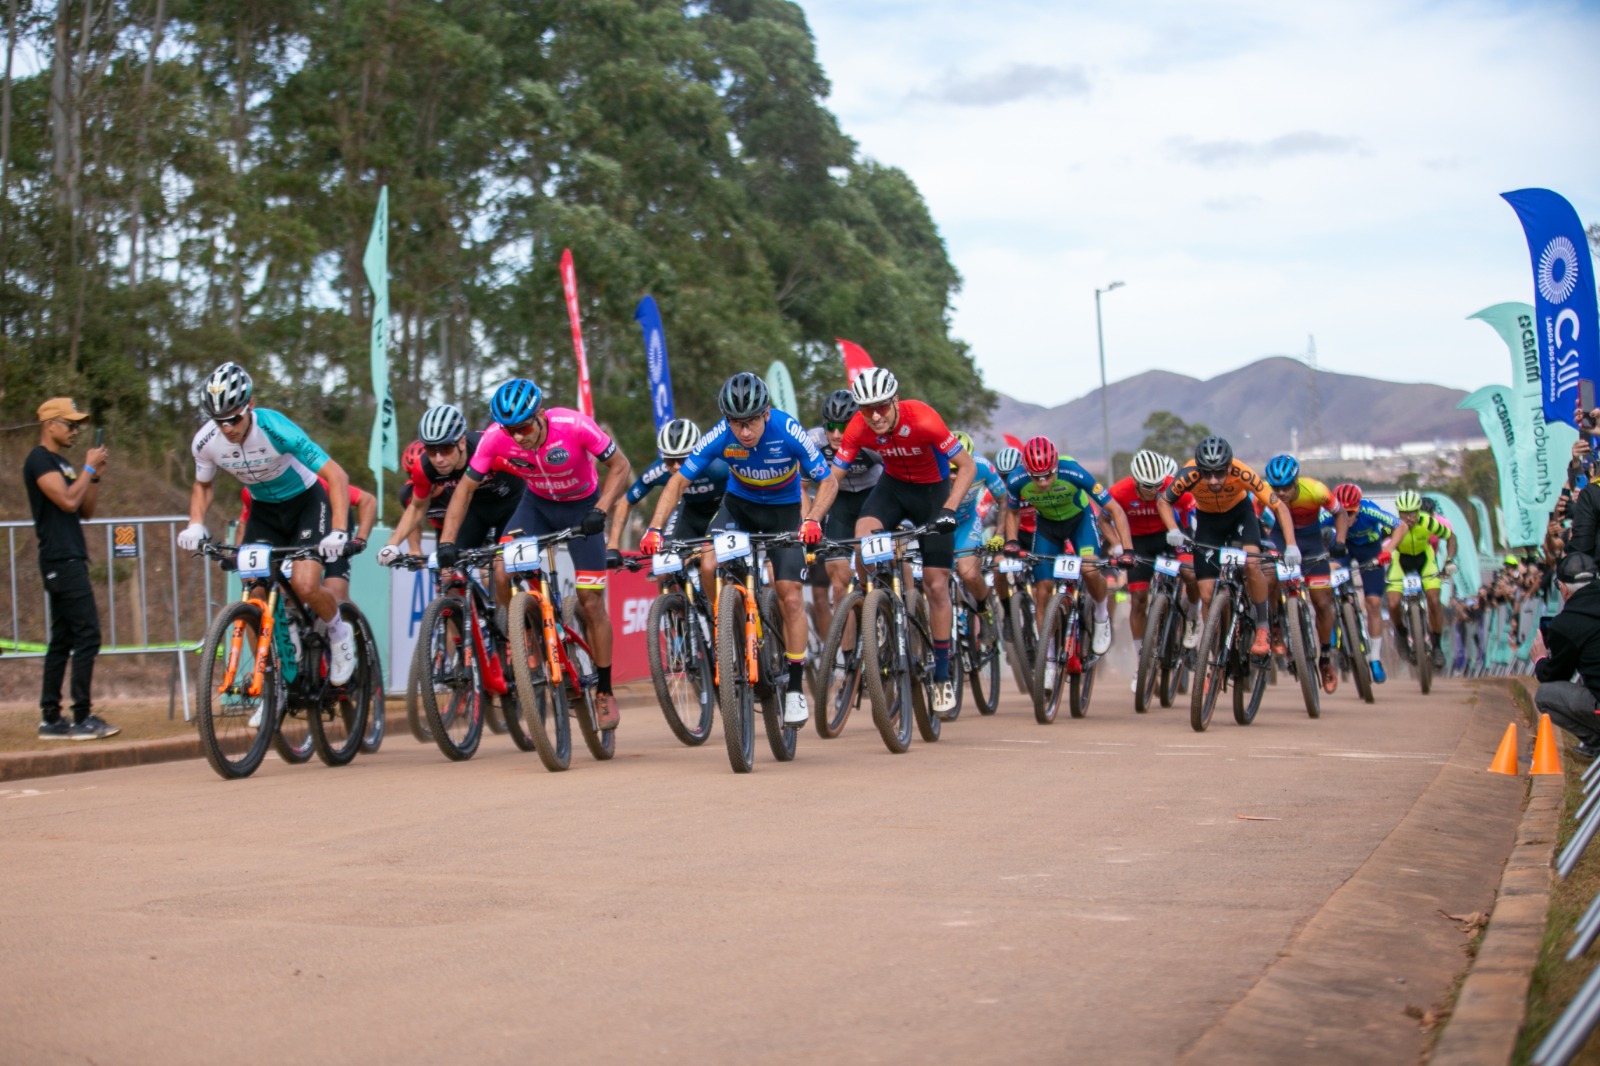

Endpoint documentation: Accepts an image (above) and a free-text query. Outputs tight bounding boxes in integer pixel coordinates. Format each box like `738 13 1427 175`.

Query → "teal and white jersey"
191 408 329 503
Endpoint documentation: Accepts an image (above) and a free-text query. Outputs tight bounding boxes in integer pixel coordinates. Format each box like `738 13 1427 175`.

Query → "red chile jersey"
1109 477 1194 537
832 399 961 485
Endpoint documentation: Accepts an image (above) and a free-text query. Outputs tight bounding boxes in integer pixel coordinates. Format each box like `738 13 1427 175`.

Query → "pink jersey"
468 408 616 502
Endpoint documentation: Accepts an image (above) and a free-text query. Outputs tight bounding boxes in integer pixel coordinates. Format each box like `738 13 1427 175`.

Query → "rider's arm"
1103 498 1133 552
386 485 435 547
188 478 215 530
1332 504 1353 545
352 488 378 542
943 447 977 513
438 475 479 544
593 449 633 550
807 468 841 524
1156 496 1179 532
1265 492 1296 548
646 472 692 531
316 458 351 534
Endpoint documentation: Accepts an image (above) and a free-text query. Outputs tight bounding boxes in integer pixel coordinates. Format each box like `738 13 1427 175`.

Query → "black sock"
787 658 804 693
597 665 612 694
1253 601 1268 625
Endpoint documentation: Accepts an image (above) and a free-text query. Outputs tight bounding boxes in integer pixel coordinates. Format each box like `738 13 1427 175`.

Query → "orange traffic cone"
1531 713 1564 776
1488 722 1519 776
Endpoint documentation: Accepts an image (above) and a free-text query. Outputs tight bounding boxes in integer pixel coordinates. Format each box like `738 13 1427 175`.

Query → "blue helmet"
1264 453 1299 489
490 378 542 426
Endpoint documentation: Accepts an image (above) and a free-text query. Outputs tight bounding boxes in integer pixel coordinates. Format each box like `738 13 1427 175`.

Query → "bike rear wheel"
716 583 757 772
816 589 864 737
1408 598 1432 694
1284 597 1321 718
1341 599 1374 703
647 590 715 746
197 601 278 780
508 591 572 771
308 602 374 766
861 588 914 754
908 594 941 742
967 596 1001 715
1134 592 1167 713
758 588 797 762
565 631 614 761
418 595 484 761
1191 588 1232 732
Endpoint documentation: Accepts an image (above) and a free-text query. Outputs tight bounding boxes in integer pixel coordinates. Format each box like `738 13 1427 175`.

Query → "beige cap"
37 397 90 423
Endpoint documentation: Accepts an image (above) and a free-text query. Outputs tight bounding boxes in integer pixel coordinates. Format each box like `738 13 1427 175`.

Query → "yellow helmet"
954 430 975 455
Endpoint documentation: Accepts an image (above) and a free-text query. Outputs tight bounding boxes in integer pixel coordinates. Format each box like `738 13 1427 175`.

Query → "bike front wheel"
417 594 484 761
508 592 572 771
647 590 715 747
861 588 914 754
1284 596 1321 719
1031 592 1074 725
197 601 278 780
308 602 374 766
1191 588 1232 733
716 583 757 772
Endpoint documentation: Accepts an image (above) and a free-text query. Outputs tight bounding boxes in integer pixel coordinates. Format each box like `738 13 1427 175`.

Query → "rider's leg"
1425 588 1444 636
776 578 808 692
290 560 338 623
1129 588 1151 641
1311 586 1336 646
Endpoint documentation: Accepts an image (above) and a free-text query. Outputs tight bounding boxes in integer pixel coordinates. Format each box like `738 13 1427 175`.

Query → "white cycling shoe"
1183 612 1201 649
933 680 957 720
1091 616 1112 656
783 690 809 727
328 626 358 685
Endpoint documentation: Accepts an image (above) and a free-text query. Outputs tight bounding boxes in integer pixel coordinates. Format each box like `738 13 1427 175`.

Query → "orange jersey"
1277 476 1340 527
1164 460 1276 514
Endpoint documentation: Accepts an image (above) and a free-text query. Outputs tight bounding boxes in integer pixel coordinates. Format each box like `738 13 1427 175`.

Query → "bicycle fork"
469 600 508 696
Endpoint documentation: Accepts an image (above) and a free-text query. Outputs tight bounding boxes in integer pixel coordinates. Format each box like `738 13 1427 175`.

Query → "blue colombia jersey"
679 411 829 505
1346 499 1397 547
955 455 1007 522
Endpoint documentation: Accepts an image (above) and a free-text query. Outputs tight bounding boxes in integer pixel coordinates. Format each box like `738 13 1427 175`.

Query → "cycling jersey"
1005 458 1109 523
679 411 828 506
467 408 616 503
1345 500 1397 548
411 431 521 525
808 427 883 493
955 454 1007 523
1164 460 1275 515
191 408 329 503
1278 477 1340 527
626 456 729 508
1109 476 1194 537
833 399 960 485
1394 513 1450 555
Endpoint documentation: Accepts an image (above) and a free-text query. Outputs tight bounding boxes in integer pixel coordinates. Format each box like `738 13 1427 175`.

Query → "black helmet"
822 389 857 425
718 372 770 420
1194 435 1233 473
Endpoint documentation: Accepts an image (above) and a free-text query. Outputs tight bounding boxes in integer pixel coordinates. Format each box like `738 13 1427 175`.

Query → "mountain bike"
995 552 1038 701
907 549 963 720
1032 554 1118 723
1329 559 1374 703
1396 571 1433 695
504 527 616 771
195 542 376 779
958 549 1004 716
1188 540 1269 732
854 524 943 751
813 543 867 738
1266 549 1323 720
1133 550 1193 713
633 545 716 746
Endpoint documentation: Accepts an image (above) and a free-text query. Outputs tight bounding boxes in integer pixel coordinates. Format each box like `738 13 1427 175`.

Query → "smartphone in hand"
94 427 105 448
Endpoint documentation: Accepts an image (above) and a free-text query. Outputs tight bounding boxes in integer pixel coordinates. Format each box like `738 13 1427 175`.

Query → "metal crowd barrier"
1536 755 1600 1064
1 515 216 720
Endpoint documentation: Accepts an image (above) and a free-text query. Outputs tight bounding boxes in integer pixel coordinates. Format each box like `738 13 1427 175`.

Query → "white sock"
1133 638 1143 657
1094 598 1109 621
327 615 350 642
1369 636 1383 661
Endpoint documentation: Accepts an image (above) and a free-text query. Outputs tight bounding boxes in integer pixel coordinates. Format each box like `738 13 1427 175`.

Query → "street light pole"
1095 280 1124 481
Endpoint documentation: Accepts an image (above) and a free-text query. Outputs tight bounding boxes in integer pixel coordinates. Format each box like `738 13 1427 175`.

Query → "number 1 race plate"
503 537 542 573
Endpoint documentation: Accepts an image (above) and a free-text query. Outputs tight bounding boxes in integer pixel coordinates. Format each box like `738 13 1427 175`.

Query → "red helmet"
1021 436 1058 476
402 439 426 476
1333 482 1362 511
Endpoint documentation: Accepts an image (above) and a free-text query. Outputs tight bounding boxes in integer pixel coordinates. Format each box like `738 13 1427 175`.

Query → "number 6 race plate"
714 531 751 563
237 543 273 580
503 536 542 573
1154 555 1181 577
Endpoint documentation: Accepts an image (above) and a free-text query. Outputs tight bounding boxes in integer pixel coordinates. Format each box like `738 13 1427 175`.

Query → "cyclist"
1330 482 1395 683
948 432 1007 638
625 419 726 543
1001 435 1131 658
1113 449 1201 681
436 379 634 729
1262 454 1350 693
1381 489 1459 670
808 367 977 718
806 390 883 643
639 372 830 727
237 478 377 603
992 444 1030 630
377 405 526 592
1158 436 1295 658
397 441 426 554
176 362 358 683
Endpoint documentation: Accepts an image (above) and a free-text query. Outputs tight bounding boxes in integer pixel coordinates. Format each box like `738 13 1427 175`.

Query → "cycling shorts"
1032 510 1100 583
663 497 719 543
1345 543 1386 599
1126 532 1174 592
241 483 330 558
860 476 954 570
504 487 609 589
1191 498 1262 582
825 486 872 543
1386 547 1440 593
710 494 805 584
1267 522 1332 580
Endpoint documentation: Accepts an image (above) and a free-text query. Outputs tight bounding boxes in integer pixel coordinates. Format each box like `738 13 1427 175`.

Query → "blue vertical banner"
1501 188 1600 429
634 296 674 430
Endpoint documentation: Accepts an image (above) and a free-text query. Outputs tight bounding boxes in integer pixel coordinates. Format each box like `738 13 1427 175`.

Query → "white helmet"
850 367 899 407
656 418 701 460
994 446 1022 474
418 404 466 446
1161 454 1179 480
1130 449 1167 488
201 362 253 418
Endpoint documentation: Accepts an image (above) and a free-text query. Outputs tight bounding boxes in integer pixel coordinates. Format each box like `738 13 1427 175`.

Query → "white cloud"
803 0 1600 406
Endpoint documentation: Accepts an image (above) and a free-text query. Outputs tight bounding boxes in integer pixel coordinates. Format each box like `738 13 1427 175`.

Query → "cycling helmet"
656 418 701 460
418 403 467 446
1160 455 1179 480
1130 449 1167 488
402 439 426 476
1333 483 1363 511
201 362 253 417
850 367 899 406
1419 496 1439 514
489 378 542 426
717 372 770 420
1263 453 1300 489
822 389 857 425
1194 435 1233 473
995 446 1022 474
953 430 975 456
1021 435 1058 476
1394 489 1423 513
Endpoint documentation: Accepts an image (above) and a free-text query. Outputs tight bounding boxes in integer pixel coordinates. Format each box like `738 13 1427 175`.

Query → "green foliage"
0 0 990 509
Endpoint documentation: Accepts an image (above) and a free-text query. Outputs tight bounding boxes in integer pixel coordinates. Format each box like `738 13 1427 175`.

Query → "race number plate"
1154 555 1182 577
911 561 924 581
237 543 273 580
279 559 295 579
1402 574 1423 595
427 551 439 571
859 533 895 565
1053 555 1082 581
503 537 542 574
652 551 684 576
714 531 752 563
1330 567 1350 588
1275 563 1302 581
1218 547 1248 568
997 557 1025 574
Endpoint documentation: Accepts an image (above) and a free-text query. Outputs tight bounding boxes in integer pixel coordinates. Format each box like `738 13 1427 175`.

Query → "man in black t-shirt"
23 397 119 740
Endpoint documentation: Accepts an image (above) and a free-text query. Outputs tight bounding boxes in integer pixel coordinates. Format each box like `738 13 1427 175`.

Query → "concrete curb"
0 735 203 783
1430 680 1562 1065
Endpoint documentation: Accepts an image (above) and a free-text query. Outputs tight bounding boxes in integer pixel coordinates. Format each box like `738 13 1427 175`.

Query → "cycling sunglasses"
214 411 248 427
825 422 848 432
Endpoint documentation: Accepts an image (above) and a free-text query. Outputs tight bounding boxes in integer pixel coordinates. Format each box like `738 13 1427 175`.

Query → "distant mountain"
979 357 1481 464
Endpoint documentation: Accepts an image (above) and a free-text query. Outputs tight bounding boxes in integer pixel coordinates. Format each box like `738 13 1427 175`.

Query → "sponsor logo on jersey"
899 425 912 437
544 446 570 465
299 529 312 539
724 447 750 459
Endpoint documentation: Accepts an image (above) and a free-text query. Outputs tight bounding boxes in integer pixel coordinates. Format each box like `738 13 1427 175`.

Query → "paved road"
1 662 1510 1065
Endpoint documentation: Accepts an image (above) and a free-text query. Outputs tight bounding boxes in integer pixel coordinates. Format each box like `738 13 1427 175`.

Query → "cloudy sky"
803 0 1600 407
